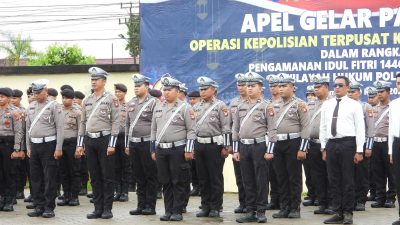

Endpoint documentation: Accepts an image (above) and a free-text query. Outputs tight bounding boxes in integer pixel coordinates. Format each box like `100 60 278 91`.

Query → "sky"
0 0 138 59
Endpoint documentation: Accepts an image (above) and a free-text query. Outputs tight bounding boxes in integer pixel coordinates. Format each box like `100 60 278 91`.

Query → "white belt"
197 135 223 145
129 136 151 143
240 136 266 145
374 137 388 142
310 138 321 144
31 135 56 144
157 139 186 149
87 130 111 138
277 133 300 141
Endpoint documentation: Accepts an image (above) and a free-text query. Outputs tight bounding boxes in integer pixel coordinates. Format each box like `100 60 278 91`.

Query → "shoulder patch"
222 107 229 117
113 99 120 108
189 108 196 120
299 102 307 113
268 107 275 116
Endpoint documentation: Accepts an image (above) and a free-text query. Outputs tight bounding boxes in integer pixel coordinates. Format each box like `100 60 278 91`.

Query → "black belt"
329 136 355 143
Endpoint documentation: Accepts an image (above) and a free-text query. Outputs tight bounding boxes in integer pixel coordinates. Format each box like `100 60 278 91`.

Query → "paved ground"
0 192 397 225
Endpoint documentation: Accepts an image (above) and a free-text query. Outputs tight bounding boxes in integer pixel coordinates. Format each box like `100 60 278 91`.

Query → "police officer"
10 89 28 200
151 77 196 221
74 91 85 108
47 88 58 101
371 80 396 208
306 76 333 215
113 83 131 202
347 81 374 211
229 73 248 213
57 88 82 207
75 67 120 219
0 87 23 212
389 73 400 225
187 90 201 197
24 86 35 203
264 75 281 210
320 76 365 224
193 76 230 218
26 79 64 218
270 74 309 219
303 84 317 206
126 74 158 216
232 72 277 223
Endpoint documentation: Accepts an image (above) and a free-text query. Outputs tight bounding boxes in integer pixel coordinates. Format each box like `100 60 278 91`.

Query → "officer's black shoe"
79 188 88 196
302 199 315 206
24 195 32 202
26 203 36 209
190 187 200 196
27 208 44 217
101 210 113 219
323 214 344 224
314 205 327 214
87 210 103 219
170 213 183 221
16 192 25 199
141 208 156 215
58 194 64 200
266 202 279 210
160 212 172 221
129 208 143 215
119 193 129 202
196 209 210 217
57 199 70 206
354 202 365 211
234 205 246 213
385 200 396 208
236 211 257 223
324 207 336 215
393 219 400 225
128 184 137 192
90 199 94 203
272 209 290 218
12 198 17 205
209 210 220 218
87 193 93 198
113 193 121 201
343 212 353 224
157 191 162 199
42 209 55 218
182 207 187 213
256 211 267 223
68 198 80 206
2 204 14 212
367 194 376 201
371 201 385 208
288 208 300 218
314 200 320 206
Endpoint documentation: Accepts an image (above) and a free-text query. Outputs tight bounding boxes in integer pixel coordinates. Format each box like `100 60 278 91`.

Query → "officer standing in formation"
151 77 196 221
193 76 230 218
265 74 281 210
367 87 379 107
57 88 82 207
320 76 365 224
347 81 374 211
113 83 131 202
126 74 158 216
0 88 23 212
76 67 120 219
389 73 400 225
371 80 396 208
271 74 309 219
229 73 248 214
306 76 333 215
233 72 277 223
26 79 64 218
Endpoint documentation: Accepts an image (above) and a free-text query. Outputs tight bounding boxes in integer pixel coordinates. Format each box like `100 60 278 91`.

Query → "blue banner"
140 0 400 102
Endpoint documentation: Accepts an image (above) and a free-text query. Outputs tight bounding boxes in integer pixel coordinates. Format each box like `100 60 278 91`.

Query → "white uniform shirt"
320 95 366 153
388 97 400 155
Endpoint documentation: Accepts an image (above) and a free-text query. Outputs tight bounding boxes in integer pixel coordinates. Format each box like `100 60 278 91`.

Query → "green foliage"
28 43 95 66
0 33 36 66
120 13 140 62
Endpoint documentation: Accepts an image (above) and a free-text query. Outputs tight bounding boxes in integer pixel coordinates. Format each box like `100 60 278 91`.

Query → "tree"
0 33 35 66
28 43 95 66
120 13 140 64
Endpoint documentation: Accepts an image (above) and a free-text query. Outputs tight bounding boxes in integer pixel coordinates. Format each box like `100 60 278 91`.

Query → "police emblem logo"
268 107 274 116
312 76 319 83
163 77 170 85
198 77 205 84
368 108 373 117
248 73 254 80
4 119 11 128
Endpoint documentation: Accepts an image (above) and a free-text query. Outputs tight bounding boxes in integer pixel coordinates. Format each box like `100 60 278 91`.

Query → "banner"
140 0 400 102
